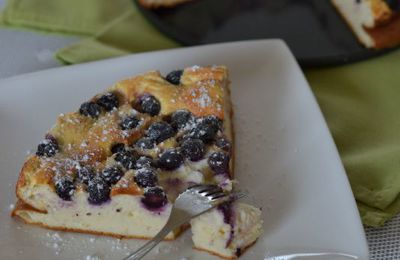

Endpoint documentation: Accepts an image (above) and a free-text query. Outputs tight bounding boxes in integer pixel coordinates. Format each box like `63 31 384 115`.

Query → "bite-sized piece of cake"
332 0 400 48
191 202 263 259
12 65 262 258
138 0 192 8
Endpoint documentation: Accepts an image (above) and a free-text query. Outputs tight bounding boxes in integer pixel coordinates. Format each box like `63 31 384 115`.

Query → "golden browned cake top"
16 65 233 210
369 0 394 25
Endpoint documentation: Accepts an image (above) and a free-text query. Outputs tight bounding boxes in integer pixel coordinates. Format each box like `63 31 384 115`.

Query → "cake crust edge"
193 240 258 260
12 199 189 240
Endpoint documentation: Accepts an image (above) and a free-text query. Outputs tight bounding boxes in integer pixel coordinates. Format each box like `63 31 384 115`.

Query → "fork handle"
122 224 173 260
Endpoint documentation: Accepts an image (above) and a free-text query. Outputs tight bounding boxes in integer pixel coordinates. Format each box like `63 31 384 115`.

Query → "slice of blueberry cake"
332 0 400 48
12 66 263 259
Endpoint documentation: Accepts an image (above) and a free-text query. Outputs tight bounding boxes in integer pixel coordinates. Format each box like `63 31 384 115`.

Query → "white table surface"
0 1 399 258
0 0 77 78
0 29 78 78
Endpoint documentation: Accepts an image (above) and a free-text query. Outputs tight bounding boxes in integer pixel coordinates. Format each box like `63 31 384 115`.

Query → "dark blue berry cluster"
54 176 75 201
158 149 184 170
134 167 158 188
54 162 126 205
114 150 137 170
165 70 183 85
141 186 168 209
171 110 194 130
145 122 175 144
36 135 59 157
120 115 140 130
79 92 119 118
136 94 161 116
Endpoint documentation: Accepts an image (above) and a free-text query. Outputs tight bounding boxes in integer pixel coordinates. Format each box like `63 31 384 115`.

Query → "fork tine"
208 191 227 201
200 186 222 196
197 184 219 193
209 190 248 202
191 183 210 188
187 183 203 189
188 184 209 192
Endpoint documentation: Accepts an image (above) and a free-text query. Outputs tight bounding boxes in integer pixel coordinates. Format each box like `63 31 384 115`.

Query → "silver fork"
123 184 246 260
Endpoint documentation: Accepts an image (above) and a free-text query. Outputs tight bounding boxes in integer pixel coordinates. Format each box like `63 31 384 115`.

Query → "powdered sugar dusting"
114 176 130 188
189 65 200 71
85 254 102 260
35 231 140 258
44 232 63 255
191 86 212 109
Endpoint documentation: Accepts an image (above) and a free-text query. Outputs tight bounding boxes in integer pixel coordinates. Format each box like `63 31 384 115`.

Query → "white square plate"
0 40 368 260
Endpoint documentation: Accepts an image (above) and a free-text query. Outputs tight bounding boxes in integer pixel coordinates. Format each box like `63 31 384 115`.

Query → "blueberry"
111 143 125 154
115 150 137 170
36 136 59 157
135 137 155 150
215 137 231 152
77 166 95 185
79 101 101 118
202 115 222 131
188 116 221 143
120 115 140 130
87 176 111 205
176 134 192 144
101 166 124 185
141 187 167 209
158 149 184 171
180 138 205 161
146 122 175 144
165 70 183 85
218 201 233 224
135 156 156 169
54 177 75 201
208 152 230 174
171 110 194 130
189 122 218 143
134 168 158 188
96 92 119 111
137 94 161 116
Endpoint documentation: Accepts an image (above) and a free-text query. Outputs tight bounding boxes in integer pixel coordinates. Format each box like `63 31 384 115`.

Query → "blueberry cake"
11 66 263 259
332 0 400 48
138 0 192 8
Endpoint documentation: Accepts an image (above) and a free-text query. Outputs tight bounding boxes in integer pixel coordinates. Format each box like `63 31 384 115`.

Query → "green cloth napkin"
1 0 400 227
1 0 129 35
307 52 400 226
1 0 178 63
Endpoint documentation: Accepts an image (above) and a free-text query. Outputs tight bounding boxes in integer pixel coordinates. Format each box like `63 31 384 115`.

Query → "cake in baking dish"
332 0 400 48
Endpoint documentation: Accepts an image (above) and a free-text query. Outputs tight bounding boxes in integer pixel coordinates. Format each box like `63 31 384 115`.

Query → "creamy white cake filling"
15 185 181 239
191 202 263 258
